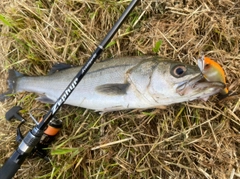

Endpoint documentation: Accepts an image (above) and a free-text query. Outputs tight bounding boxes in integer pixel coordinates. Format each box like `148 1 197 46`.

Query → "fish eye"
171 65 187 78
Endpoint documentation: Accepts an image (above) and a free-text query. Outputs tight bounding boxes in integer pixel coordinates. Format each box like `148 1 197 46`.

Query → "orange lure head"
197 56 228 95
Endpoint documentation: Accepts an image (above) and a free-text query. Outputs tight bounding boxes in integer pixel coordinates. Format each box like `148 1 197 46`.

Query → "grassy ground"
0 0 240 178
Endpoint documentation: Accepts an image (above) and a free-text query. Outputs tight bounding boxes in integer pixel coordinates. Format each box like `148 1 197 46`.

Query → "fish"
1 56 225 112
197 56 228 95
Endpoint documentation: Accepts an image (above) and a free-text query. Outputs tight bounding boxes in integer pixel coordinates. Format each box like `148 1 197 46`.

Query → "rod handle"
0 150 27 179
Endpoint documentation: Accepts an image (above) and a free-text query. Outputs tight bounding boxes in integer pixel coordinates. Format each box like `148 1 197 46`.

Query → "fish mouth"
176 73 225 97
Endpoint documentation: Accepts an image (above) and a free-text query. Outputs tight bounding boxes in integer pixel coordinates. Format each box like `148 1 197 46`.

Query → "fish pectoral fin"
95 83 130 95
36 95 55 104
48 63 74 75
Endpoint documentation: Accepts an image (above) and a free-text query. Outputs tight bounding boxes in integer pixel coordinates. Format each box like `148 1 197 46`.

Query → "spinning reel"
0 1 139 178
6 106 62 161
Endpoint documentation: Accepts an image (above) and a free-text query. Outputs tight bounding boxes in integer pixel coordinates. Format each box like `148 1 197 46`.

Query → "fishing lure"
198 56 228 95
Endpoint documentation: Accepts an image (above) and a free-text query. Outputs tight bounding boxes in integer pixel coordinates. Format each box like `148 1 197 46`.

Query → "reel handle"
5 106 25 122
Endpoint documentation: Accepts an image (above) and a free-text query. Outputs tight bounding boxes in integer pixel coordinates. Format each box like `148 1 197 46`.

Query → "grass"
0 0 240 178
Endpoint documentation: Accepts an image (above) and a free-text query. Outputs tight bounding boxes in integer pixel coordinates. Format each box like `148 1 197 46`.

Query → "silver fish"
1 56 225 112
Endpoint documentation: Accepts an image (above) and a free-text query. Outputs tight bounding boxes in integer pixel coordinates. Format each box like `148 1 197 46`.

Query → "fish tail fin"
0 69 24 101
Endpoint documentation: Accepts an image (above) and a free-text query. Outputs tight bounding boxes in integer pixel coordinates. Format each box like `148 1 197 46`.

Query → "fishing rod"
0 0 140 178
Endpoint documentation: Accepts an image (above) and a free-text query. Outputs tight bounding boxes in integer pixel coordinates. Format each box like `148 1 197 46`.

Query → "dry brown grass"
0 0 240 178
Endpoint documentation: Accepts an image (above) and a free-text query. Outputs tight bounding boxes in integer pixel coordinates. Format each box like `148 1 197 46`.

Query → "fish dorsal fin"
48 63 74 75
95 83 130 95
